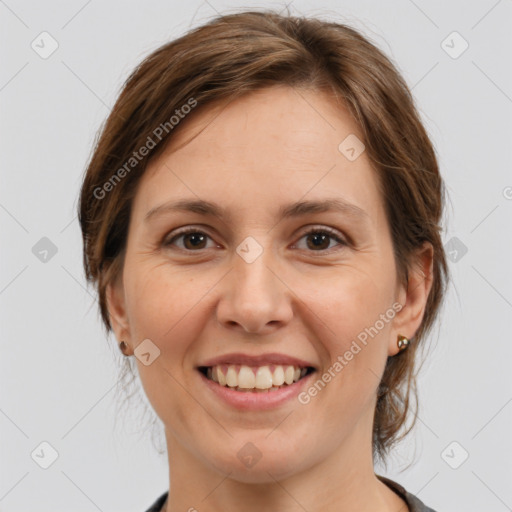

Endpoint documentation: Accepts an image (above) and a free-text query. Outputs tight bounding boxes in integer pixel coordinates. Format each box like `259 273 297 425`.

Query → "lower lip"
198 370 315 411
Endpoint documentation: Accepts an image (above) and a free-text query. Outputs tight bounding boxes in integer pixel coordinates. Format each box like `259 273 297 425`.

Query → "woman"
79 10 448 512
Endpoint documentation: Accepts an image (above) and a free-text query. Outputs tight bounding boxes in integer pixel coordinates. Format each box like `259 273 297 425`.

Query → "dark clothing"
144 474 437 511
144 491 167 512
377 475 437 511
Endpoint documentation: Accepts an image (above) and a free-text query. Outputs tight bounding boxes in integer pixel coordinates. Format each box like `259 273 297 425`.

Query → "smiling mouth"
198 364 316 392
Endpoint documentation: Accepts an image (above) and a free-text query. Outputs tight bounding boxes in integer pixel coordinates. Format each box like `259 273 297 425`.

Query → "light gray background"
1 0 511 511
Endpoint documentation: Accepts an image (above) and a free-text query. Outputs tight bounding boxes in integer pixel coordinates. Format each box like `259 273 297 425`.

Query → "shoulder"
377 475 438 512
144 491 168 512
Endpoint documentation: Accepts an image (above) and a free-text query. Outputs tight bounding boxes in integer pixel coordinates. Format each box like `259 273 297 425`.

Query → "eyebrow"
144 197 370 224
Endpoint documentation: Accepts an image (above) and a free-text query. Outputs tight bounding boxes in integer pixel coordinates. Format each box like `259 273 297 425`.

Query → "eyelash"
163 226 348 254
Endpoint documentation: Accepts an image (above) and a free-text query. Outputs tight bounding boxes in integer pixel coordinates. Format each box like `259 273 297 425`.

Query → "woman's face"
107 85 430 482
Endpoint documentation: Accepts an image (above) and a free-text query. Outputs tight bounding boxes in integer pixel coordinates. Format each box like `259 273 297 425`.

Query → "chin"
207 445 307 484
217 463 303 484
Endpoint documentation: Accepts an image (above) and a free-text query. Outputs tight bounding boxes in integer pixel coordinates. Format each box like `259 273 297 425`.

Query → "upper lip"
197 352 316 369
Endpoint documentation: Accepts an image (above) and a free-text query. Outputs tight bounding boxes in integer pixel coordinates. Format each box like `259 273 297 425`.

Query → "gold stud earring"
397 334 410 352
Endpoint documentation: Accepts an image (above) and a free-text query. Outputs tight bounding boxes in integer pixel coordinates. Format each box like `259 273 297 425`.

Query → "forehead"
154 85 364 165
133 85 384 224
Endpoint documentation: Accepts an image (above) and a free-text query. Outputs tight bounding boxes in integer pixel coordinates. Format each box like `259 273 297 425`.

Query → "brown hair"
78 9 449 466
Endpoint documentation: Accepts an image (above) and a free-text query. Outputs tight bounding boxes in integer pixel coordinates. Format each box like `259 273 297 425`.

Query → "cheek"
123 265 214 422
304 267 393 395
125 262 214 342
304 264 393 339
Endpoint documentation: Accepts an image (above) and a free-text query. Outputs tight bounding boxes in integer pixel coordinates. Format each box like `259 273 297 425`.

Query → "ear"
388 241 434 356
105 271 131 346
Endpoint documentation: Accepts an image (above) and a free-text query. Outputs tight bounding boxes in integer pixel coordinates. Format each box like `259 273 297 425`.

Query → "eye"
163 227 218 251
163 226 348 253
293 227 347 252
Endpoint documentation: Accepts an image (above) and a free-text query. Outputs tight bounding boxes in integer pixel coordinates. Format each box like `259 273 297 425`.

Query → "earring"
397 334 410 352
119 341 130 356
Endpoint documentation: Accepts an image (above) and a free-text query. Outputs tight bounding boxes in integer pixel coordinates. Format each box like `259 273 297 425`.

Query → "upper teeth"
206 364 307 389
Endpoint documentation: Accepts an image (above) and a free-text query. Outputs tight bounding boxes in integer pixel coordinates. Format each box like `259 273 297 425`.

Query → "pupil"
186 233 205 248
308 233 328 250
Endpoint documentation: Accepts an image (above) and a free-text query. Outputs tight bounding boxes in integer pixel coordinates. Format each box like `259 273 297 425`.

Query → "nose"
216 247 293 334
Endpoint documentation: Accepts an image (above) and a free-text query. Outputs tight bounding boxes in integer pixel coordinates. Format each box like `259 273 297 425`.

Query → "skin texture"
107 85 433 512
